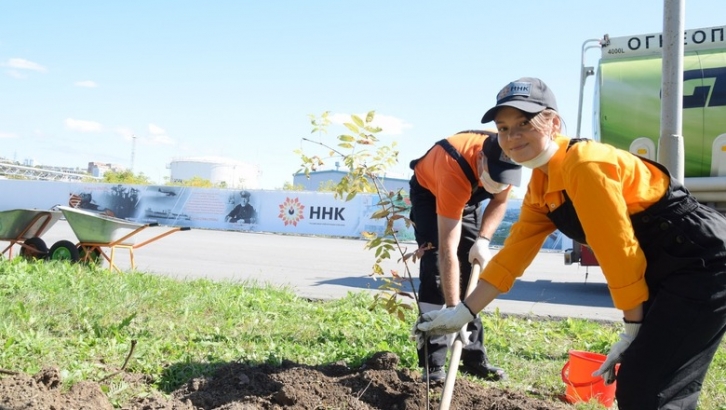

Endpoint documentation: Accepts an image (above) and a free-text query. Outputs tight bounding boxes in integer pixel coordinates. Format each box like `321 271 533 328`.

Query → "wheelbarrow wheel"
20 237 49 260
49 240 80 262
78 245 102 265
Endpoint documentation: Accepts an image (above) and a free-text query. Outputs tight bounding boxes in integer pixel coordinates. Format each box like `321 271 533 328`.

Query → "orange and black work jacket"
411 131 495 219
480 135 670 311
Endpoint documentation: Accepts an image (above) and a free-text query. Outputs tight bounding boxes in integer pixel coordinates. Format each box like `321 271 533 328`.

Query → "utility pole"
658 0 685 183
130 134 137 172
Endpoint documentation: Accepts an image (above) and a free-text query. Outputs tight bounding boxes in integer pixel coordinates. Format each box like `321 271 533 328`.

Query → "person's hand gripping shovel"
439 261 481 410
413 261 483 410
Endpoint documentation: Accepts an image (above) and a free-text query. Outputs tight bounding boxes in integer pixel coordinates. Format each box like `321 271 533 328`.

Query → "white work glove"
592 322 641 384
468 237 492 264
444 326 472 349
413 302 475 345
411 305 473 350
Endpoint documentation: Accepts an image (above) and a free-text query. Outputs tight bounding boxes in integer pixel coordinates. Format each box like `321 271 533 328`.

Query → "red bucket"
561 350 617 407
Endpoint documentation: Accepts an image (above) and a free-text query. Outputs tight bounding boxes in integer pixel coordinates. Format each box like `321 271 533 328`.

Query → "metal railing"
0 162 101 182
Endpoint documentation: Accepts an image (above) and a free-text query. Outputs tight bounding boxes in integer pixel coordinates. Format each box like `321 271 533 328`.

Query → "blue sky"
1 1 722 195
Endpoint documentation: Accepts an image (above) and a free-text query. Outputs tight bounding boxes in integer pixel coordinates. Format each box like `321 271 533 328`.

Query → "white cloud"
5 70 26 79
329 112 412 136
148 134 175 145
65 118 102 132
0 131 18 139
2 58 47 72
368 114 413 135
74 80 97 88
148 123 166 135
327 113 350 126
114 125 175 145
146 123 175 145
115 127 134 141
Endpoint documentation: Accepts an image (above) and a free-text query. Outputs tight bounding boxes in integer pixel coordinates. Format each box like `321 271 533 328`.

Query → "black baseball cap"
483 133 522 186
481 77 558 124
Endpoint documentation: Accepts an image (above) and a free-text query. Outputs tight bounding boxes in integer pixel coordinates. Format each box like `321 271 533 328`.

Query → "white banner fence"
0 180 570 250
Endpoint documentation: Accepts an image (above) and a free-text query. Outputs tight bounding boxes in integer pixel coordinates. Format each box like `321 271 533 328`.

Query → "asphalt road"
33 220 620 322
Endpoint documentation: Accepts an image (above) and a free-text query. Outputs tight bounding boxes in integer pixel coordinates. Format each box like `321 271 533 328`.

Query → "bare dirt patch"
0 353 570 410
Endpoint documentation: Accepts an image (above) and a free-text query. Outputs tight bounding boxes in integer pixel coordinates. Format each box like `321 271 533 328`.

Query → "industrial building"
87 162 126 178
292 169 409 193
169 156 260 189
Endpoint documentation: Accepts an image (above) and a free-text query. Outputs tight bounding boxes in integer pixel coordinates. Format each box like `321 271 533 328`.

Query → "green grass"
1 258 725 409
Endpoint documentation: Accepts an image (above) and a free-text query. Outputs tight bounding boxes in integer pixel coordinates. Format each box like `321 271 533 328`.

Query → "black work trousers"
616 190 726 409
409 176 488 368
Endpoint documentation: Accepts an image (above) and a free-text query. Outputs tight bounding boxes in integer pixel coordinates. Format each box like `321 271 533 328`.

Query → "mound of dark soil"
0 353 570 410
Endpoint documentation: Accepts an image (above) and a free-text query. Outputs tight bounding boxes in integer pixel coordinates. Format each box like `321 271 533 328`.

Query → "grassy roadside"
1 259 724 409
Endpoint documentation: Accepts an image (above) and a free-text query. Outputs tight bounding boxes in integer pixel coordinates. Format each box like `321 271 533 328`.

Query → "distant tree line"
91 170 310 191
89 170 222 187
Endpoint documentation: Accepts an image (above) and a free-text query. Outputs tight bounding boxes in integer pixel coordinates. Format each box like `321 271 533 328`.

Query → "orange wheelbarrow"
57 206 190 271
0 208 63 260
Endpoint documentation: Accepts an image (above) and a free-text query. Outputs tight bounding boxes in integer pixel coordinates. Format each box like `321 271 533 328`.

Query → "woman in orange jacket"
415 77 726 409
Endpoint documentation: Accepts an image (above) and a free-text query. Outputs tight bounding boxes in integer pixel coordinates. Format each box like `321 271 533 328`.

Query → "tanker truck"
565 24 726 267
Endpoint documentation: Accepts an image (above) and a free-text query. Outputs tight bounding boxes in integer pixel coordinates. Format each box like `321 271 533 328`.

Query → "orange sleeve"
479 187 556 291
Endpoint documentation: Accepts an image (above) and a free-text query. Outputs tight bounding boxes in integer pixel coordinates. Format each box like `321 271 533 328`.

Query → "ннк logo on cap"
497 81 532 101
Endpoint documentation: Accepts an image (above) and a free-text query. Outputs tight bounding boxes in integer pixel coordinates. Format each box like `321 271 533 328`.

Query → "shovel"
438 261 482 410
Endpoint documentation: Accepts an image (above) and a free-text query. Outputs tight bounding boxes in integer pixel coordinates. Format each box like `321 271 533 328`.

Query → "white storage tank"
169 156 260 188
